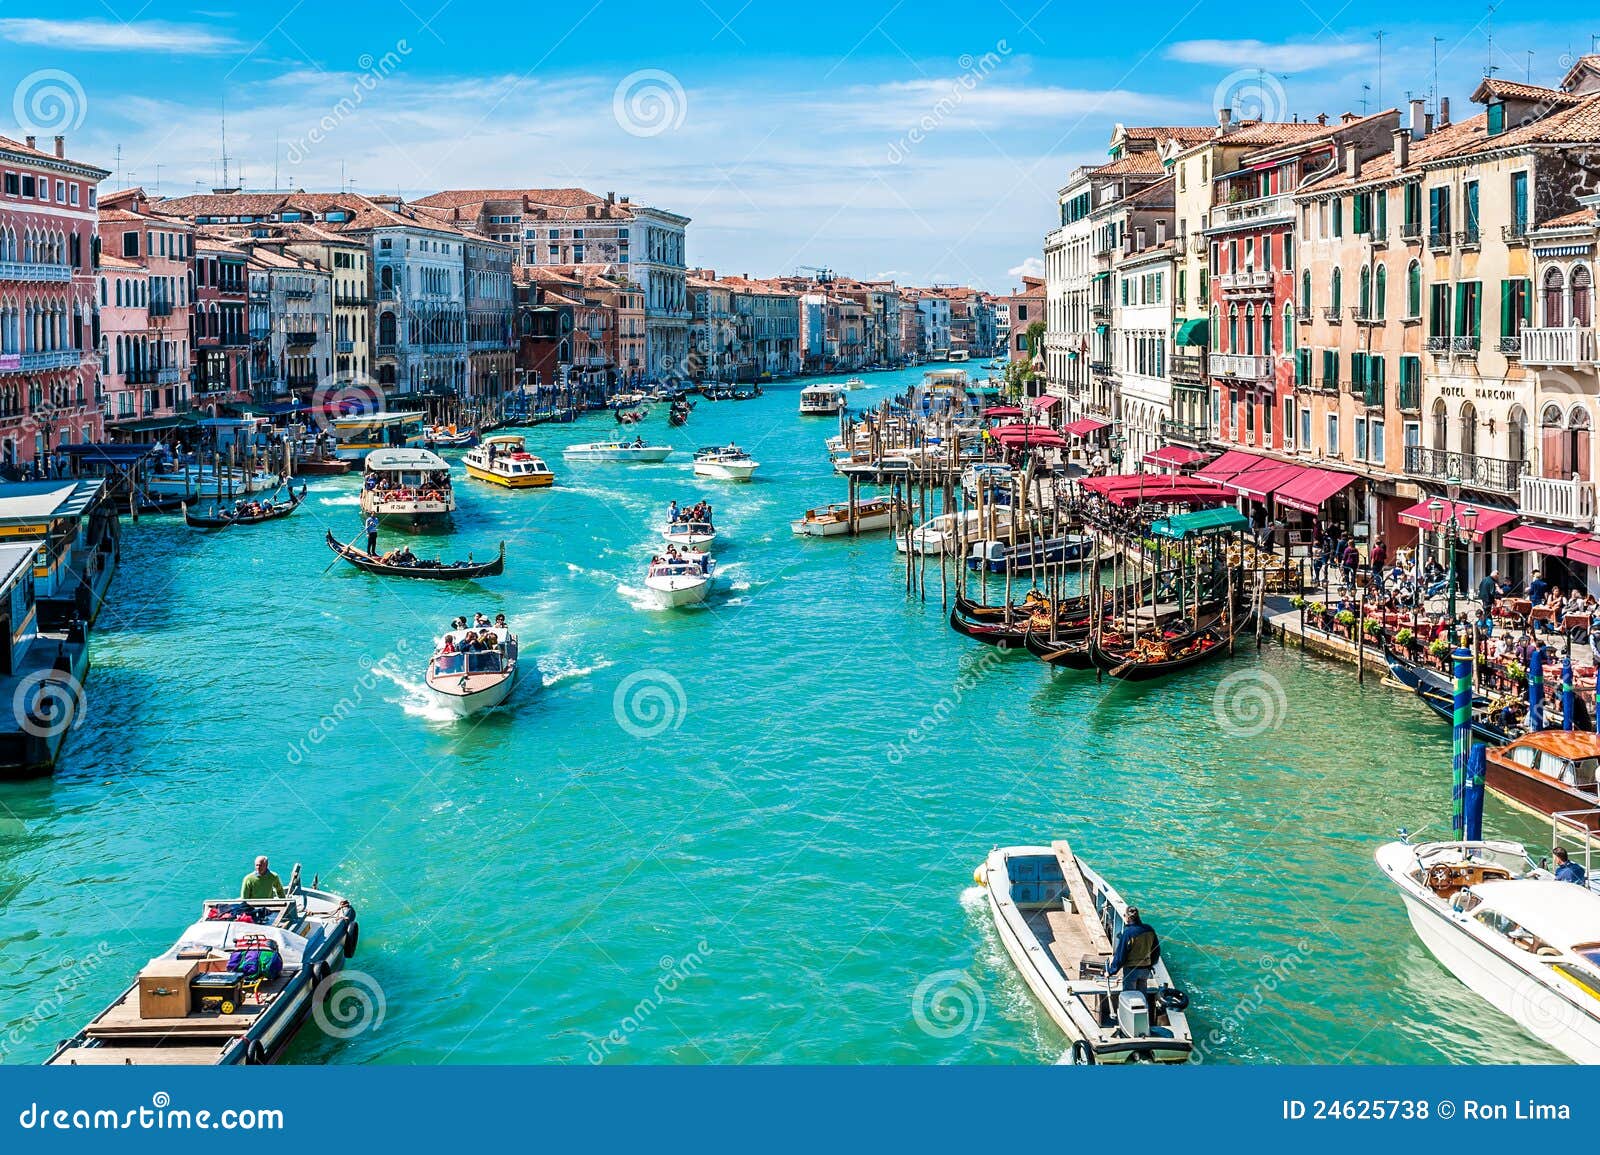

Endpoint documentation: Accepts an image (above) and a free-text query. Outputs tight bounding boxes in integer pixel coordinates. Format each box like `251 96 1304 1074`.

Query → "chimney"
1315 113 1328 126
586 204 596 218
53 135 64 158
1156 219 1168 243
24 135 35 150
1346 143 1360 178
1218 106 1233 132
1392 128 1410 169
1439 96 1451 126
606 191 615 204
522 194 531 210
1409 98 1428 141
1135 226 1147 250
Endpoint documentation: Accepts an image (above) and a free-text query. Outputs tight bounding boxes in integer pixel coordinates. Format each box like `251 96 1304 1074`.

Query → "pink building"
1002 276 1046 362
0 133 108 465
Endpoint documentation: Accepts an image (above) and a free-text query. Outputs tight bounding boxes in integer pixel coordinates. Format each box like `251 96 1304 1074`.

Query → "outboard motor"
1116 990 1150 1038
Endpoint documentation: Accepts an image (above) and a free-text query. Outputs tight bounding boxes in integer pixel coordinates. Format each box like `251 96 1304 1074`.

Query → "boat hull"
791 510 896 536
564 448 672 463
693 461 757 481
465 463 554 488
645 576 711 607
426 668 518 717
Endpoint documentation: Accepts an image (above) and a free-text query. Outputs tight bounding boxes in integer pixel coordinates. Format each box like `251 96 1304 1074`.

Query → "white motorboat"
977 841 1193 1064
146 463 282 507
643 553 714 608
843 377 867 390
360 447 455 526
563 439 672 463
897 508 1013 555
464 434 555 488
791 496 904 537
662 519 716 547
799 384 847 415
1376 835 1600 1063
692 444 760 481
426 625 519 717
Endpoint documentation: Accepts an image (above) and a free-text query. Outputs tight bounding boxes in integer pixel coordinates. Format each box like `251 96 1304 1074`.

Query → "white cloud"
1008 257 1045 280
816 80 1193 132
0 18 238 54
1165 39 1369 72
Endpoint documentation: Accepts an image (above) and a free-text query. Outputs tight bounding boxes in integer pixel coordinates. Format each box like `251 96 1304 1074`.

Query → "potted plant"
1290 594 1306 609
1363 617 1383 637
1506 659 1527 683
1427 637 1450 660
1395 626 1416 652
1335 609 1357 633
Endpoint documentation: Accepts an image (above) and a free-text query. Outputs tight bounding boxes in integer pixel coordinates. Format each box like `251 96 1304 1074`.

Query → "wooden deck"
83 982 279 1037
50 1042 227 1065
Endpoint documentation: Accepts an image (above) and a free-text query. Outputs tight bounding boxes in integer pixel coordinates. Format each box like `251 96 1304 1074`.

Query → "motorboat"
897 508 1014 555
427 424 477 448
835 453 916 479
426 625 519 717
962 462 1014 504
662 519 716 547
47 866 358 1066
643 553 714 608
563 439 672 463
843 377 868 390
145 463 282 508
1376 835 1600 1063
791 496 904 537
799 384 847 415
359 447 455 527
976 840 1192 1064
329 412 428 463
464 434 555 488
692 445 760 481
948 349 971 362
1482 732 1600 831
967 533 1095 575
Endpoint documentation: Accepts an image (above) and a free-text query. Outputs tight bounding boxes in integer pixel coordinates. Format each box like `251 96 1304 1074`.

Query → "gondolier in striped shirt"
1107 907 1160 992
365 513 379 556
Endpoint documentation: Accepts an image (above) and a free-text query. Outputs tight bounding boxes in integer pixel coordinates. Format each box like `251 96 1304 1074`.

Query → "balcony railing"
1521 326 1598 366
1452 335 1480 355
1405 445 1524 495
336 293 371 306
0 349 84 374
1521 475 1597 525
1172 354 1205 385
1322 306 1343 323
1426 334 1451 354
375 341 397 355
1214 194 1293 227
1401 220 1422 240
1503 221 1530 245
124 368 156 385
1189 234 1207 255
284 286 316 299
1457 226 1481 249
0 260 72 283
285 330 317 347
336 339 354 354
1361 381 1385 408
1159 418 1211 445
157 367 182 385
1428 230 1452 250
1208 352 1272 380
1497 336 1522 357
286 374 319 390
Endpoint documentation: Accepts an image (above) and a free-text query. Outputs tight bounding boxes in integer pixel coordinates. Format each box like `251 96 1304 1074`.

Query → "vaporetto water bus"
798 383 847 415
360 447 455 528
330 411 429 463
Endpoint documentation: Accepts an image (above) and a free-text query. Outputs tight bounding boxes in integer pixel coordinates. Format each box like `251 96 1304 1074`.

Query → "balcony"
336 339 354 354
1172 354 1204 386
0 349 83 374
1498 336 1522 358
1521 475 1597 525
1351 307 1384 326
1189 234 1207 255
1401 220 1422 241
1521 326 1598 366
375 342 398 356
1208 352 1272 380
149 300 174 318
0 259 72 283
1452 335 1480 355
284 286 316 299
285 330 317 347
286 373 319 390
1503 221 1530 246
1457 226 1481 249
1160 418 1211 446
1316 376 1340 394
1213 193 1293 228
1428 230 1452 250
1426 335 1451 355
124 368 156 385
1361 381 1385 408
1322 306 1343 323
1405 445 1525 495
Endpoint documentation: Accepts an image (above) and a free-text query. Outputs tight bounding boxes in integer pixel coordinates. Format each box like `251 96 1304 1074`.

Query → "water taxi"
692 444 759 482
897 508 1014 555
948 349 971 362
47 866 358 1066
1376 835 1600 1063
1482 732 1600 831
967 534 1095 574
359 447 455 527
330 411 428 463
464 435 555 488
843 377 868 390
663 519 716 548
791 496 903 536
976 841 1192 1064
427 424 476 449
798 384 847 415
146 463 282 508
644 552 714 608
426 624 519 717
563 438 672 463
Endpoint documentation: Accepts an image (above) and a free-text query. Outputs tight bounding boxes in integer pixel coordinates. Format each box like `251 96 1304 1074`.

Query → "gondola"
1087 611 1252 682
1383 647 1521 744
324 530 506 580
182 486 306 530
953 588 1054 624
948 600 1099 648
1022 626 1096 670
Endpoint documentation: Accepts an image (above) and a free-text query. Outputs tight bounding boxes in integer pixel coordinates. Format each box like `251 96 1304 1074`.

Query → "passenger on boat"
366 514 379 555
474 612 490 627
494 613 507 628
241 855 286 900
1107 907 1160 992
1554 847 1588 886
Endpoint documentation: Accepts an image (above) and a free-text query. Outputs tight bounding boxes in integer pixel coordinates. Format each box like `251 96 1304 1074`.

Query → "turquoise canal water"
0 364 1566 1064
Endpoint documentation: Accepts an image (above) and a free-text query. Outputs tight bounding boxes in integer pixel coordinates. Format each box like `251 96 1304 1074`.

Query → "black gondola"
953 589 1055 624
1383 647 1521 743
1086 611 1252 682
1022 626 1096 670
325 530 505 580
182 486 306 530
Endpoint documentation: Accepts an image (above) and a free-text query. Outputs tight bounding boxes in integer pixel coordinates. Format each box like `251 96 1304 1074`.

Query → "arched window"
1228 306 1238 352
1359 266 1371 317
378 312 397 345
1544 267 1567 327
1460 402 1478 458
1572 407 1593 481
1431 399 1448 451
1407 261 1422 318
1261 305 1272 356
1573 265 1593 327
1244 305 1255 354
1374 264 1387 319
1284 304 1294 351
1509 405 1529 464
1330 268 1342 312
1301 270 1311 313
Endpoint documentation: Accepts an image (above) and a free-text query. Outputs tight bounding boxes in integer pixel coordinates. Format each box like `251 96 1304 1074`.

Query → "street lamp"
1428 476 1473 643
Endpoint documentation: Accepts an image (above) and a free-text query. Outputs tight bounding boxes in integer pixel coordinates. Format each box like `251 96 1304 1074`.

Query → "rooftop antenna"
1376 30 1385 108
273 131 280 190
1432 36 1443 114
220 95 230 188
112 143 122 190
1360 82 1371 115
155 163 162 195
1485 3 1499 78
1527 50 1534 82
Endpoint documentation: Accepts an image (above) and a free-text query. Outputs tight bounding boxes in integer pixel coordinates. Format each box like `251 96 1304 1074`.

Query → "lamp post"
1428 476 1475 645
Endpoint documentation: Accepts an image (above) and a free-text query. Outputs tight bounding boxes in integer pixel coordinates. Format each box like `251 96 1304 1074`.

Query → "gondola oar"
322 529 367 575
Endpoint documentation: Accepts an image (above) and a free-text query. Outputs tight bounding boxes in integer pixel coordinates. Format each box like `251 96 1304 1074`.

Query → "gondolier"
1107 907 1160 991
365 513 379 555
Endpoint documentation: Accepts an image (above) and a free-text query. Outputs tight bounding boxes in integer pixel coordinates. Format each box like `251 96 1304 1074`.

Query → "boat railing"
1552 810 1600 875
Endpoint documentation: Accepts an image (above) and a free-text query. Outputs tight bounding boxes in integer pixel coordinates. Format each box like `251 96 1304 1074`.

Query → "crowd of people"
437 613 510 655
667 500 714 527
364 470 452 505
648 544 710 571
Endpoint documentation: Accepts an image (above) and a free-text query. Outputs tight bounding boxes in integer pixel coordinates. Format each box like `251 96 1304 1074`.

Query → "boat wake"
615 582 663 612
318 494 362 507
538 655 613 688
368 663 457 723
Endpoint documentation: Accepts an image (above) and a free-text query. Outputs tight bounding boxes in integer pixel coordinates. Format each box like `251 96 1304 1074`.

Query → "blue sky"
0 2 1587 290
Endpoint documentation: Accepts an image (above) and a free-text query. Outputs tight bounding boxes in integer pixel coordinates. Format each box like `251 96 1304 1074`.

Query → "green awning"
1092 271 1110 282
1094 324 1108 335
1174 318 1210 347
1151 506 1250 540
107 413 201 434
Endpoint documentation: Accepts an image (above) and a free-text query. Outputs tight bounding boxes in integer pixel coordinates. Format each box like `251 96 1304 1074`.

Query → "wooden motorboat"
791 496 904 537
967 534 1095 575
325 530 504 580
427 625 519 717
1376 836 1600 1063
564 440 672 463
977 840 1192 1064
182 486 306 529
1383 648 1521 744
427 424 477 448
692 445 759 481
463 435 554 488
643 553 714 608
47 865 358 1066
1483 731 1600 832
662 519 716 548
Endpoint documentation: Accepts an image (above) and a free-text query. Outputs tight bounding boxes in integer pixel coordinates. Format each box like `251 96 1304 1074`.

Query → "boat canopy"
1469 879 1600 950
1150 506 1251 539
366 447 449 472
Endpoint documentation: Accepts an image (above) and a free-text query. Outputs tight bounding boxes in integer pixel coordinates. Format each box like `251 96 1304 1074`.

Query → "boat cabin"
0 479 118 630
331 412 427 461
1485 732 1600 828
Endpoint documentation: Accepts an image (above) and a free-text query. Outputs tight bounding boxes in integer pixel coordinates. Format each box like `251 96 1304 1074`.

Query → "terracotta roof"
1122 125 1217 144
1124 174 1175 207
1298 113 1487 194
1458 91 1600 154
414 187 609 210
1095 152 1166 176
1470 78 1583 107
97 207 149 223
0 134 108 175
1219 120 1339 146
1535 207 1598 230
98 254 142 271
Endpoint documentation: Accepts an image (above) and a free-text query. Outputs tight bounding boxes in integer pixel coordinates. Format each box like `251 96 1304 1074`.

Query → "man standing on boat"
1107 907 1160 992
365 513 379 556
242 856 286 900
1553 847 1588 886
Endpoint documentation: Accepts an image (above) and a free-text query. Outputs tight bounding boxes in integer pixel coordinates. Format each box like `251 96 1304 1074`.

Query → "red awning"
1063 417 1110 437
1232 463 1308 501
1274 467 1359 515
987 422 1050 440
1568 537 1600 566
983 406 1025 418
1143 445 1209 469
1080 474 1236 506
1030 395 1060 412
1501 524 1583 556
1195 448 1273 481
1395 499 1517 542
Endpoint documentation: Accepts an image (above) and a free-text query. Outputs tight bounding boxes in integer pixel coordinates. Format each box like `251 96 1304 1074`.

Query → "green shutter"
1333 199 1343 237
1471 283 1482 337
1499 280 1513 337
1353 194 1368 234
1522 278 1533 325
1454 283 1466 335
1376 190 1387 235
